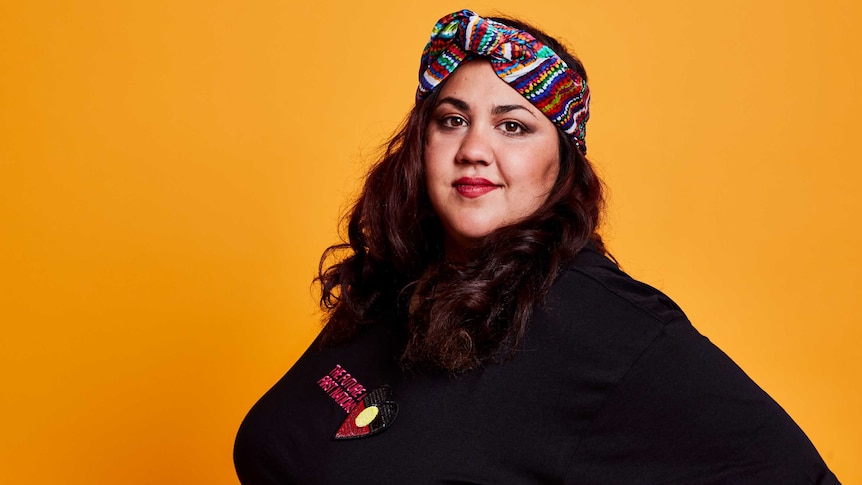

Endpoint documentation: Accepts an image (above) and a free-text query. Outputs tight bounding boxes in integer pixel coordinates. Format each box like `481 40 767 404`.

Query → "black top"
234 244 839 484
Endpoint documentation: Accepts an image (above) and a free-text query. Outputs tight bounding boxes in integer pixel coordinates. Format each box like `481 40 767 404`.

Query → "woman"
234 10 839 484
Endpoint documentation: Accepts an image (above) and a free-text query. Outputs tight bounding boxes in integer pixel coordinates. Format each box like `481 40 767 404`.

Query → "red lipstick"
453 177 499 198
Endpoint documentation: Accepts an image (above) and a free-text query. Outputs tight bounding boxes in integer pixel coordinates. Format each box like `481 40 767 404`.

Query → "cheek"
423 141 450 187
422 154 445 212
545 160 560 188
524 146 560 193
542 138 562 187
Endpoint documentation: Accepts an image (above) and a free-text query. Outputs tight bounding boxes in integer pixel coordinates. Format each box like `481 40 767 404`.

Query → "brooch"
317 364 398 439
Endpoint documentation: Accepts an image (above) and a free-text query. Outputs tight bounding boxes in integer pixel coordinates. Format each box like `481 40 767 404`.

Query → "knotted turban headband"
417 9 591 153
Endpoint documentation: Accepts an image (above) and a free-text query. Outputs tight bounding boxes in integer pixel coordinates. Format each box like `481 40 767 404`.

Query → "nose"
455 125 494 166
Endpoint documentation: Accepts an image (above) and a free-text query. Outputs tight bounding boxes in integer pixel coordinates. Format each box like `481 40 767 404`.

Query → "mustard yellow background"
1 0 859 483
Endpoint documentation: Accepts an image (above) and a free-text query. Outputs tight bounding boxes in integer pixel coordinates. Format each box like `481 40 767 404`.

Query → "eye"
500 121 526 134
441 115 467 128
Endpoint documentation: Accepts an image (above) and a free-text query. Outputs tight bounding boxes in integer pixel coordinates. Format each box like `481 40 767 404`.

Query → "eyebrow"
492 104 536 117
436 96 470 111
436 96 537 118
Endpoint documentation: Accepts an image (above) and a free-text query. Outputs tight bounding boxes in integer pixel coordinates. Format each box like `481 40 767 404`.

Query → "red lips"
453 177 499 198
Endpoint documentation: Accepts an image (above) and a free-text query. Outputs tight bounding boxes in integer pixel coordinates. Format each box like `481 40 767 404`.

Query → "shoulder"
548 246 838 484
535 243 687 346
524 243 693 399
563 313 838 484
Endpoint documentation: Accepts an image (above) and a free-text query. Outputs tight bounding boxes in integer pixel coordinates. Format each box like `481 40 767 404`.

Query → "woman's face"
424 60 560 257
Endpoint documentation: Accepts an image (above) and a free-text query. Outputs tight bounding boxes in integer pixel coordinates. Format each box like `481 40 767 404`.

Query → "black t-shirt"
234 245 839 484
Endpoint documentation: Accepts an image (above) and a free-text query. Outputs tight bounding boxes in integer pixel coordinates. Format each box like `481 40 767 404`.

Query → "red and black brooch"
334 386 398 439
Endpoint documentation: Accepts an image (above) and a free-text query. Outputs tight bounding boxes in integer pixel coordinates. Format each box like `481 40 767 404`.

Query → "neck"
442 234 476 263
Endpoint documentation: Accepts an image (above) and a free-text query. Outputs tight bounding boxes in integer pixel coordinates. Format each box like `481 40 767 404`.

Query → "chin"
446 221 502 246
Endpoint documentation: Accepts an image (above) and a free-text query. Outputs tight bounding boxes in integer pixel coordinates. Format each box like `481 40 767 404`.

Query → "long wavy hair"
317 16 607 373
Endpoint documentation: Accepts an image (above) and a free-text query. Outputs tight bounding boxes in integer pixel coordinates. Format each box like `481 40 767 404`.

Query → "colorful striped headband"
417 9 591 153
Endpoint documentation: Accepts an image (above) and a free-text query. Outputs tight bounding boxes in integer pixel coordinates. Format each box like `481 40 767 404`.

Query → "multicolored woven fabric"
417 9 590 153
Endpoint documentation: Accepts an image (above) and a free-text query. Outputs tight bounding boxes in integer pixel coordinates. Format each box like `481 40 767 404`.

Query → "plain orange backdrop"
1 1 859 483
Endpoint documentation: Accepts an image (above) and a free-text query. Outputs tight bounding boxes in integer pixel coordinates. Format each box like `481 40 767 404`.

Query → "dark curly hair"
317 15 607 373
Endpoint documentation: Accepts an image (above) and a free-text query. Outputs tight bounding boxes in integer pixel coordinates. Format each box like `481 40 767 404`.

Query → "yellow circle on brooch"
354 405 379 427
